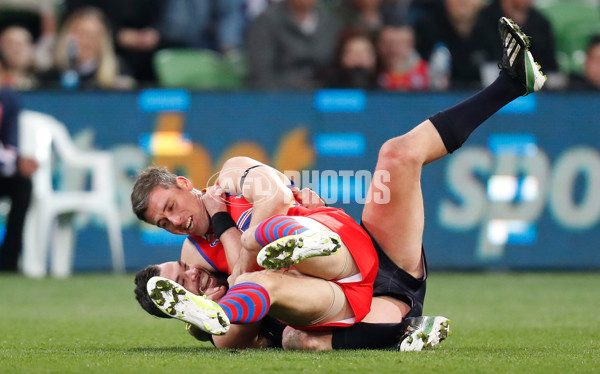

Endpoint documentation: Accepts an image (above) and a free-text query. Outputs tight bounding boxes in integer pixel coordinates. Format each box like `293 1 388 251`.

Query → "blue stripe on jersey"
237 208 253 232
187 236 219 272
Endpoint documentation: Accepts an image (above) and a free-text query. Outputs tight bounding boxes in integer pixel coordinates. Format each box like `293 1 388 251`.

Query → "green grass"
1 273 598 374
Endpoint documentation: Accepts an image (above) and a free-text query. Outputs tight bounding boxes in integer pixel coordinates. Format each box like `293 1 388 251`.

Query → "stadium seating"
18 110 125 278
538 1 600 73
153 49 246 90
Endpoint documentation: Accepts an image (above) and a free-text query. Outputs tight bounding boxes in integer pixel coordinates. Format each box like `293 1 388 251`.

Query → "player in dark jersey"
132 17 545 350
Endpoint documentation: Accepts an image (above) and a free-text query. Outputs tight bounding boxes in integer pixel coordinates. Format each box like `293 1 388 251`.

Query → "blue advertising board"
11 90 600 271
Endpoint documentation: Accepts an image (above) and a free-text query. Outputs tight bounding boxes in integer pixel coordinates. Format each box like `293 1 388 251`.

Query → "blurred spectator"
156 0 245 55
569 35 600 90
40 7 134 90
0 0 58 72
0 0 57 36
324 27 378 89
246 0 342 89
471 0 560 87
415 0 484 88
0 63 37 272
0 26 40 89
333 0 408 33
378 24 429 91
65 0 165 84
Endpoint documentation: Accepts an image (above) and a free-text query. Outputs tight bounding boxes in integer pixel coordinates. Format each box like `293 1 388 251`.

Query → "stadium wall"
6 90 599 271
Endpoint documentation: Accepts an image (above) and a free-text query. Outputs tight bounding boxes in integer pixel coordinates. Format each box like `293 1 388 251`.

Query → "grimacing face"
145 177 210 236
159 261 227 301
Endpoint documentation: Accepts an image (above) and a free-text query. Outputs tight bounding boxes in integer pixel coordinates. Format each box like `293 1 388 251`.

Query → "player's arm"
217 225 242 269
218 157 293 247
186 321 271 348
218 156 293 226
218 156 293 281
291 187 327 209
202 185 242 268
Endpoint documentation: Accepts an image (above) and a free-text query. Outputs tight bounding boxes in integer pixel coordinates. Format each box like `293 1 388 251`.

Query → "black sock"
331 322 407 349
429 72 525 153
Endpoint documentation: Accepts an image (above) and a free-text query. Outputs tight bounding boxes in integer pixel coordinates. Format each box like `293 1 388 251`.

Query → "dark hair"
588 35 600 54
324 26 380 89
133 265 168 318
130 166 178 223
333 27 378 70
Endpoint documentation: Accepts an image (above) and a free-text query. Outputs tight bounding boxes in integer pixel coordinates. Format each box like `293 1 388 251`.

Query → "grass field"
1 272 598 374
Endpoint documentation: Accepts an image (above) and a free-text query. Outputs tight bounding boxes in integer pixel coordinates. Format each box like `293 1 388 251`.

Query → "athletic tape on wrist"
210 212 237 239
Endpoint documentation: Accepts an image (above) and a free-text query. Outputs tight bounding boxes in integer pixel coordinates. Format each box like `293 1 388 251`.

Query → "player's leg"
286 17 546 352
362 122 444 279
251 215 359 280
147 269 356 334
237 269 355 327
283 315 450 351
362 17 546 278
283 78 531 347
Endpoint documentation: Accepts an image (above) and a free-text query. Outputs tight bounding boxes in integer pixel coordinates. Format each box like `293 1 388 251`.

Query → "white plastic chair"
19 110 125 277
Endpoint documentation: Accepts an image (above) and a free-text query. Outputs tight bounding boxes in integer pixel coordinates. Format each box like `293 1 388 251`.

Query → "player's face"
159 261 227 301
145 177 210 236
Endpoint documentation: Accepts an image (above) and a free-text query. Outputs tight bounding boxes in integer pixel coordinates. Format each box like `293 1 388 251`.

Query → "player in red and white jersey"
133 17 546 350
133 157 379 331
190 190 379 328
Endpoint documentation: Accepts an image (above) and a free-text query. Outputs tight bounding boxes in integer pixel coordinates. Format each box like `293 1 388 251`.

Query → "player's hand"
291 187 326 209
204 284 227 302
202 185 228 217
227 260 251 287
227 263 243 287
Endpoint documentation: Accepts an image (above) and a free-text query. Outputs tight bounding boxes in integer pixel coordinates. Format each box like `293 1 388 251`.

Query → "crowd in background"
0 0 598 91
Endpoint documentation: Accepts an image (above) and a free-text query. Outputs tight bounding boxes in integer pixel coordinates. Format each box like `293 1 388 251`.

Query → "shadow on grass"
122 347 283 355
124 346 220 354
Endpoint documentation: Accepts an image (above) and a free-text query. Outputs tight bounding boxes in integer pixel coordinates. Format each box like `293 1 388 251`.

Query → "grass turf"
0 272 598 374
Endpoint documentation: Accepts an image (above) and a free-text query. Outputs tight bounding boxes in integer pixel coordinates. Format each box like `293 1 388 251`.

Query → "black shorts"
366 224 428 318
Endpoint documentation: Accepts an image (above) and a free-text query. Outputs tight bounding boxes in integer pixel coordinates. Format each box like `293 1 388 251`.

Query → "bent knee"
240 229 260 251
378 135 424 170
